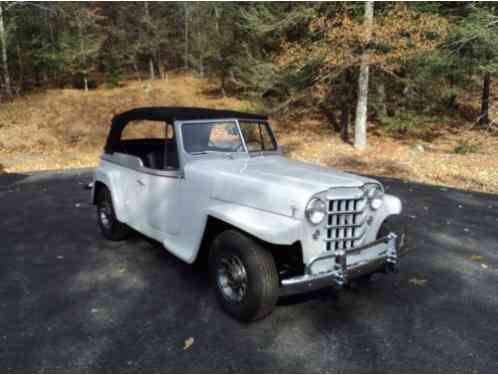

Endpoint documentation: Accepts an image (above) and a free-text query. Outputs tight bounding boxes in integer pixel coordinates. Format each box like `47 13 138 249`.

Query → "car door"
114 119 178 237
142 123 183 237
142 171 183 236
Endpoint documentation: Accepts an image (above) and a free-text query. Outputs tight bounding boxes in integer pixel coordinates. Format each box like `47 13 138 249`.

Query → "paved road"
1 169 497 373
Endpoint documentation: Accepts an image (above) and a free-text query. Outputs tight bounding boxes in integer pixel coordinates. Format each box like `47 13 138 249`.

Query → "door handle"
137 179 145 186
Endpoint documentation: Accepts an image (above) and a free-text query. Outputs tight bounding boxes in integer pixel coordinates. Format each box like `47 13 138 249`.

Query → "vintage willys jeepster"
92 107 405 321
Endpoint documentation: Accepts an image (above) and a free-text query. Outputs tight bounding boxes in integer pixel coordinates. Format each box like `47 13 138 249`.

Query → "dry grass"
273 118 498 194
0 73 253 172
1 72 497 194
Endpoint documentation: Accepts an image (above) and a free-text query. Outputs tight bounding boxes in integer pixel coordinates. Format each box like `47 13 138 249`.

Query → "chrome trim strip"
101 155 184 179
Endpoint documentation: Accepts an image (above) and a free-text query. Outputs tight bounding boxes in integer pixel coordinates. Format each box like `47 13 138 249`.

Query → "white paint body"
92 119 402 269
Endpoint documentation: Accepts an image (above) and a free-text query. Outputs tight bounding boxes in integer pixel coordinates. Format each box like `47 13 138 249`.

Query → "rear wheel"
96 187 131 241
209 230 279 322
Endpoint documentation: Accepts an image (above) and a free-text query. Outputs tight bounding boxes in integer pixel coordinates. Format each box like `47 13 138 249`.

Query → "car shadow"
0 171 31 189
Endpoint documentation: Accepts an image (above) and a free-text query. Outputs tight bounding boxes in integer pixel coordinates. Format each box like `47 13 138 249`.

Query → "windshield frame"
179 118 279 157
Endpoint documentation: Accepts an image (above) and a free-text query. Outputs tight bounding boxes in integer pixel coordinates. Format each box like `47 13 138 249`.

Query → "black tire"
96 187 131 241
209 230 279 322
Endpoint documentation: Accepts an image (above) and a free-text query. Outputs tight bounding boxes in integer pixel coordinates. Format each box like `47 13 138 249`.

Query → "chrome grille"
325 197 368 251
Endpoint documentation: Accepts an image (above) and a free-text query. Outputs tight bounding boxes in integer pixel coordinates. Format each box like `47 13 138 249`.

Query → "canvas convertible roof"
105 106 268 153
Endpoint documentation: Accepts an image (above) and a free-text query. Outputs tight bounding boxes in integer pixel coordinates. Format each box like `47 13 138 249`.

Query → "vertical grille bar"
325 195 367 251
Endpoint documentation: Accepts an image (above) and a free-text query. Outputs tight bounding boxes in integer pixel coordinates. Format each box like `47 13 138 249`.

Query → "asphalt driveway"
1 169 497 373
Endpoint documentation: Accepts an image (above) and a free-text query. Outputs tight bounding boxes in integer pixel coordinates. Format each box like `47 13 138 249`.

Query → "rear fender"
92 168 126 222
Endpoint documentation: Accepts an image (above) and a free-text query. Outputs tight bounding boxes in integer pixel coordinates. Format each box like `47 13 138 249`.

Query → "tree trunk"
184 3 189 69
132 59 141 81
340 104 350 142
480 72 491 129
354 1 374 150
0 4 12 96
377 81 387 118
198 30 204 78
16 38 23 89
220 70 226 98
149 58 155 81
83 76 88 92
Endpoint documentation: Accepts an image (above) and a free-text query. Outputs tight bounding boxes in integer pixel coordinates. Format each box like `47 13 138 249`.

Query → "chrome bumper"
280 233 402 297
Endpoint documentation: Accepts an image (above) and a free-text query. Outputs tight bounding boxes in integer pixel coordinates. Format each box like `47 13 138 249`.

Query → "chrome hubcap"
99 203 112 229
217 255 248 302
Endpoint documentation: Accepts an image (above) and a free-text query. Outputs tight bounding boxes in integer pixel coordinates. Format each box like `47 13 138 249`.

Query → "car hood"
186 155 377 218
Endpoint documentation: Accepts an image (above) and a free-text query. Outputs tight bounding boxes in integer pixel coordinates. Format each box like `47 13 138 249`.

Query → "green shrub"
107 68 123 88
379 111 435 133
454 141 480 155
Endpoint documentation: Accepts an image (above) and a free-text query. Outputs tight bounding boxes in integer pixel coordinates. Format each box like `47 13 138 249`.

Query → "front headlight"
363 183 384 210
305 197 327 225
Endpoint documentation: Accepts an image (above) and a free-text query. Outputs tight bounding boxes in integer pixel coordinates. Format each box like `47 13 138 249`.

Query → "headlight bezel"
363 183 384 210
305 197 327 225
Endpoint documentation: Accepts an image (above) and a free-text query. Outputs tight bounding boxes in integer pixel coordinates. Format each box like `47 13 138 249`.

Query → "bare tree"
143 1 155 81
0 3 12 96
184 2 189 69
480 72 491 128
354 1 374 150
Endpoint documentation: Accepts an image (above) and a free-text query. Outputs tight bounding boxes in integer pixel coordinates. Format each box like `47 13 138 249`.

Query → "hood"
185 155 376 218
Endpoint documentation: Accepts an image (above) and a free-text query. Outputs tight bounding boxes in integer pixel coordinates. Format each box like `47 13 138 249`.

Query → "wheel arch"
194 212 304 276
91 170 126 223
92 180 108 205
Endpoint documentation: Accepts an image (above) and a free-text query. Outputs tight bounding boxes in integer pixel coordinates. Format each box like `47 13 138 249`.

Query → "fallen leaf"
468 255 483 262
481 264 488 269
409 277 427 286
183 337 194 350
56 255 64 260
91 308 99 313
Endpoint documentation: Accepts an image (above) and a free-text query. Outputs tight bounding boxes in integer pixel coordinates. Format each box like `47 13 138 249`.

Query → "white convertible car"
91 107 406 321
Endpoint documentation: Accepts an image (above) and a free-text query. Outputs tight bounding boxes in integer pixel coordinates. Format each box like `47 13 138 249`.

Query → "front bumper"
280 232 404 297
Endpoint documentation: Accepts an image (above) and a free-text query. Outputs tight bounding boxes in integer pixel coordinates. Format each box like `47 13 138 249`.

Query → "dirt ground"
1 73 497 194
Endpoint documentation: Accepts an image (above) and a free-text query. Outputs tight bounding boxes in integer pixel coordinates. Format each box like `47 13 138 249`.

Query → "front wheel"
209 230 279 322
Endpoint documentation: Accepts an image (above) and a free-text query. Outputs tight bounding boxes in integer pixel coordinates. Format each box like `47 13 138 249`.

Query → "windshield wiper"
190 150 235 157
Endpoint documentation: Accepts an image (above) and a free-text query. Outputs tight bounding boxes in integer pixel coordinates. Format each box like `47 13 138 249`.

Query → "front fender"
207 202 302 245
383 194 402 216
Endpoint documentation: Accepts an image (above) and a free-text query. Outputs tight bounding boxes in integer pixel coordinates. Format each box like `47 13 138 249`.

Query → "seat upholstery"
144 150 164 169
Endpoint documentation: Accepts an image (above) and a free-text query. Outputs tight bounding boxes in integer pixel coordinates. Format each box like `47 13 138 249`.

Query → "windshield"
238 121 277 152
182 121 243 153
182 120 276 154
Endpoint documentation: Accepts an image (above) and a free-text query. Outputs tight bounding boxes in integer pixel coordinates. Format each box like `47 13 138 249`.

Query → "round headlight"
370 198 383 210
364 183 383 199
363 183 384 210
305 198 327 225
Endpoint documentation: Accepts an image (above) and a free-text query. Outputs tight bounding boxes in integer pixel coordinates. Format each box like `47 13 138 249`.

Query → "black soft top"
105 106 268 153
